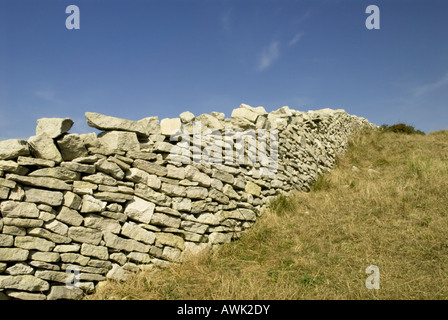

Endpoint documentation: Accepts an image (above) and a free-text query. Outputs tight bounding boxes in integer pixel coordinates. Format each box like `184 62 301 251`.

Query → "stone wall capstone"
0 104 376 300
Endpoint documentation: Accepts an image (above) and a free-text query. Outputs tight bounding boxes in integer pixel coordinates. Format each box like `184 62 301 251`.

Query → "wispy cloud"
35 89 65 104
221 8 232 33
288 32 304 46
413 72 448 97
257 41 280 72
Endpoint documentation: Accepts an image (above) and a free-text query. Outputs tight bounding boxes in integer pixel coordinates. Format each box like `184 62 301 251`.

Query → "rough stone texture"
160 118 182 136
124 196 155 224
85 112 148 137
27 134 63 163
36 118 74 139
0 139 30 160
56 134 89 161
0 275 50 292
0 106 376 299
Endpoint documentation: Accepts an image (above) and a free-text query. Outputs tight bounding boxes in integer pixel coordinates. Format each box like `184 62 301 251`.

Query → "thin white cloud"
288 32 304 46
413 72 448 97
257 41 280 71
35 89 64 104
221 8 232 33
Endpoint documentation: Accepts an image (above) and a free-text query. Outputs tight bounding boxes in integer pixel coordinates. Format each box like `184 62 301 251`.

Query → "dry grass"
88 129 448 300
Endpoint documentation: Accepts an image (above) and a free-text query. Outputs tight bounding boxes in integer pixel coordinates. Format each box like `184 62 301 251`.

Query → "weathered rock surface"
36 118 74 139
0 105 376 300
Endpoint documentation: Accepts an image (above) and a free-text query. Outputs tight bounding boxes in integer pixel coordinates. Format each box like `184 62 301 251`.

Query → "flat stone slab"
85 112 149 137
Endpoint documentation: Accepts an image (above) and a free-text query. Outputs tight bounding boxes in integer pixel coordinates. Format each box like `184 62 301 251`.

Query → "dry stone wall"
0 104 376 300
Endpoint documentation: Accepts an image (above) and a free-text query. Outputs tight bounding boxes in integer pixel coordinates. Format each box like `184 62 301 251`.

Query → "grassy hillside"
89 129 448 300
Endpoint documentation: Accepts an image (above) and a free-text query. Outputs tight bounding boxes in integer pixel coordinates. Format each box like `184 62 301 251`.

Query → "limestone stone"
0 161 16 173
155 232 185 250
137 116 160 135
196 213 223 225
222 208 257 221
171 197 191 212
55 207 82 228
5 262 33 275
98 131 140 152
0 234 14 246
85 112 148 137
210 111 225 120
0 177 15 188
68 226 103 245
53 244 81 253
81 243 109 260
63 192 82 210
94 191 133 203
166 164 185 180
24 187 63 206
241 104 268 115
2 217 44 228
0 275 50 292
180 111 195 123
161 183 186 197
27 228 71 244
45 219 69 236
124 196 155 224
28 133 63 163
28 167 80 182
83 172 117 186
110 253 127 266
95 158 125 180
185 165 211 187
0 187 9 199
0 201 40 218
160 118 181 136
0 248 29 261
7 173 71 191
231 106 259 123
108 156 131 171
151 213 181 228
134 184 169 207
208 232 232 244
133 159 167 176
80 194 107 213
84 214 121 234
197 114 225 130
106 264 131 281
60 253 90 266
0 139 29 161
56 133 89 161
127 252 151 264
161 246 182 262
30 251 60 263
61 161 96 174
181 221 208 234
185 186 208 199
153 141 173 153
126 150 157 161
125 168 161 189
36 117 74 138
209 188 230 204
222 184 239 199
103 232 150 253
47 285 84 300
5 291 46 300
14 236 55 251
212 170 234 184
121 222 155 245
245 181 261 196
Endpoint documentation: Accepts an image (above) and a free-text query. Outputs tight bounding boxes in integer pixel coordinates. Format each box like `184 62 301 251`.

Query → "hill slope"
89 129 448 299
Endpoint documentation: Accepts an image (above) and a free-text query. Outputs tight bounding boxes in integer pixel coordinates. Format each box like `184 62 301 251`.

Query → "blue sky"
1 0 447 140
